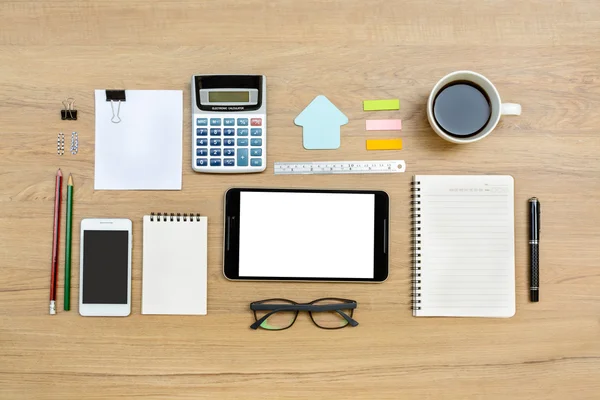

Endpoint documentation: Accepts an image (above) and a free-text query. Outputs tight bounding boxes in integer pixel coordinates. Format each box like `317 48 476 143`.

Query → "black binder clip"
61 98 77 120
106 90 126 123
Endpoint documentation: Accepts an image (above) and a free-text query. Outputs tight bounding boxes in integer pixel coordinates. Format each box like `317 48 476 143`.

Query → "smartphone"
223 188 389 282
79 218 132 316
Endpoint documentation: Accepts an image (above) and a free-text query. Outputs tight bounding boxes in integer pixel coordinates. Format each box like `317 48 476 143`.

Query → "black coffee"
433 82 491 137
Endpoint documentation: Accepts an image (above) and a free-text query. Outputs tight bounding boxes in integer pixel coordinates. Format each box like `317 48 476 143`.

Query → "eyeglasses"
250 298 359 330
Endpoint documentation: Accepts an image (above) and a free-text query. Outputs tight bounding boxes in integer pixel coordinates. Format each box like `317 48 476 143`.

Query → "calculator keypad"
194 114 265 172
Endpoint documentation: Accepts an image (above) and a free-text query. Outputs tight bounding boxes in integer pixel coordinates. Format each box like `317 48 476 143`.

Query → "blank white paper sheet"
142 215 208 315
94 90 183 190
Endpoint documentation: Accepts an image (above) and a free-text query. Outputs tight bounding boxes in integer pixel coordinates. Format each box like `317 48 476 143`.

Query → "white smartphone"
79 218 132 317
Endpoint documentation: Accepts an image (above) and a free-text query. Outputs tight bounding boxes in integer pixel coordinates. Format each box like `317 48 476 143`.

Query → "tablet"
224 188 389 282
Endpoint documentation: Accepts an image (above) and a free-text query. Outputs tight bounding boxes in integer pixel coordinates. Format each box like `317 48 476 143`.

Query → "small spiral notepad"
411 175 515 318
142 213 207 315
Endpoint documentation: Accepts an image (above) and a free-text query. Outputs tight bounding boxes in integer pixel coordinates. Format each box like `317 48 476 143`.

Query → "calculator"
191 75 267 173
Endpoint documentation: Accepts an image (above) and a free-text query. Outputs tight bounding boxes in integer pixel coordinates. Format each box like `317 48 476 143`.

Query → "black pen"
529 197 540 302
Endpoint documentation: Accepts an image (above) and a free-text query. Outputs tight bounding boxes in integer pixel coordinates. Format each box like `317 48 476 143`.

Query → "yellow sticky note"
363 99 400 111
366 139 403 150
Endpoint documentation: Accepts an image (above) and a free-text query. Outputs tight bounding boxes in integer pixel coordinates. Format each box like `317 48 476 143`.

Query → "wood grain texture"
1 0 599 399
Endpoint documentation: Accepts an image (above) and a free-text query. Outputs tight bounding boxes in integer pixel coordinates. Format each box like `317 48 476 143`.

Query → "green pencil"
64 174 73 311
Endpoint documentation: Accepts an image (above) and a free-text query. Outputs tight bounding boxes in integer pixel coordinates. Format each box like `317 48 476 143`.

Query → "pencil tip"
68 174 73 185
57 169 62 176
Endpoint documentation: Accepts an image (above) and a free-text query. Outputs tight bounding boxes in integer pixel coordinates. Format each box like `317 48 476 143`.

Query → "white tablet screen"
238 191 375 278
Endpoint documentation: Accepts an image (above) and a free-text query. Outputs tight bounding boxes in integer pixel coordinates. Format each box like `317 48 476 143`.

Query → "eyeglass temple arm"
251 303 356 312
336 310 359 327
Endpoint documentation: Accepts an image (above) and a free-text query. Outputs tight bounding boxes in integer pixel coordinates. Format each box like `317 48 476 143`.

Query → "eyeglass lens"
309 298 354 329
253 299 298 330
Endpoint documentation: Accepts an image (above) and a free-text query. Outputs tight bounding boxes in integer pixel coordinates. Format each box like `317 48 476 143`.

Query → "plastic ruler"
274 160 406 175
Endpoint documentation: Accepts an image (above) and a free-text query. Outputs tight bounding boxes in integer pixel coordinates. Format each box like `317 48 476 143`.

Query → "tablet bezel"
223 188 389 282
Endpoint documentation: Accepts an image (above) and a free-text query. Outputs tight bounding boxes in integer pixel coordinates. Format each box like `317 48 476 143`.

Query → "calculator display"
208 91 250 103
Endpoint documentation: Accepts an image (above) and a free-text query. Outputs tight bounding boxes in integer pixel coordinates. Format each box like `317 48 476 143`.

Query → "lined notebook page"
142 215 208 315
414 175 515 317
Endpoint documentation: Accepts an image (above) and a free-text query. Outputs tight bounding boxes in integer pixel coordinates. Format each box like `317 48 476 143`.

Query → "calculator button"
197 148 208 156
196 128 208 136
196 158 208 167
210 118 221 126
224 159 235 166
251 158 262 167
224 138 235 146
224 118 235 126
224 149 235 156
210 128 221 136
251 138 262 146
210 139 221 146
251 128 262 136
210 159 221 166
211 148 221 156
196 118 208 126
237 148 248 166
224 128 235 136
237 128 249 136
251 149 262 157
197 138 208 146
237 138 248 146
251 118 262 126
237 118 248 126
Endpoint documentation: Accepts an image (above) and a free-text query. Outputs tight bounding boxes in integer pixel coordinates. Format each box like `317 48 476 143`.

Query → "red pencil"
49 168 62 315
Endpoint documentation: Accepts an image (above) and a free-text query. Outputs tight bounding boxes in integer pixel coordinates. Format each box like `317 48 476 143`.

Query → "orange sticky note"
366 139 403 150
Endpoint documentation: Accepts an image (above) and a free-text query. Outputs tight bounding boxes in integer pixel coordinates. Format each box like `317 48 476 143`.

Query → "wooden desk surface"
1 1 599 399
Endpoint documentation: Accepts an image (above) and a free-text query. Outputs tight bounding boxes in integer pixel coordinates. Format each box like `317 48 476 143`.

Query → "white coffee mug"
427 71 521 144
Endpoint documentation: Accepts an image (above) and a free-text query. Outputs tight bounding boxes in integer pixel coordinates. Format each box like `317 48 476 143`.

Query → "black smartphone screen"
82 230 129 304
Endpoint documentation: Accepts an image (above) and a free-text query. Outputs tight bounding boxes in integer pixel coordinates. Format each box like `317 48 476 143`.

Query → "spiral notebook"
411 175 515 318
142 213 207 315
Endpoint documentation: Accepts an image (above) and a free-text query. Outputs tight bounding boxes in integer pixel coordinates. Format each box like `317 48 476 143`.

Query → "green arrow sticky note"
363 99 400 111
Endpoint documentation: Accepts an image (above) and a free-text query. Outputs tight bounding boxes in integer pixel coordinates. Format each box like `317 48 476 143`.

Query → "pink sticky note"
365 119 402 131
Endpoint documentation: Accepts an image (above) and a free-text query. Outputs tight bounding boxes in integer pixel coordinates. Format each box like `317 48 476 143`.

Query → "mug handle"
501 103 522 116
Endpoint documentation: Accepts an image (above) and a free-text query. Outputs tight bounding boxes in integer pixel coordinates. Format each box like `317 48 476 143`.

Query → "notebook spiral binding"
150 213 202 222
410 178 422 311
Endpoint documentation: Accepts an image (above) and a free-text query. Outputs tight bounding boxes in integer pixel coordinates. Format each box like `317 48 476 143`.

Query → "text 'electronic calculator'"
191 75 267 173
